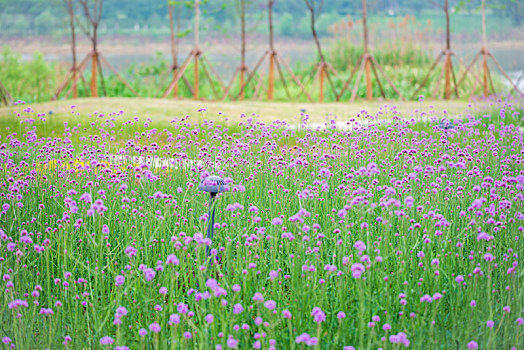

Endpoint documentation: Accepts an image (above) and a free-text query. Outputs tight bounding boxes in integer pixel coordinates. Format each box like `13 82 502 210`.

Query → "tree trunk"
267 0 275 100
444 52 451 99
194 0 200 99
268 53 275 100
481 0 488 97
362 0 369 53
240 0 246 100
68 0 78 98
365 56 372 100
319 64 325 102
362 0 372 100
168 3 179 97
194 54 199 99
444 0 450 51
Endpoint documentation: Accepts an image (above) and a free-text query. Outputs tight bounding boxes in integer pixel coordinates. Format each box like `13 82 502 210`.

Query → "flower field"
0 99 523 349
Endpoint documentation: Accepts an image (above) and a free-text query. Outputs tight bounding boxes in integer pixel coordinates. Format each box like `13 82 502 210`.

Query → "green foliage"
329 40 432 71
0 47 64 103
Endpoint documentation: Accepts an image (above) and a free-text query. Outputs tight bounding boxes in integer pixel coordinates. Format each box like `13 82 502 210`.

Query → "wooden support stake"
268 52 275 100
319 64 325 102
100 54 139 96
253 71 265 100
278 55 313 102
182 75 195 96
456 51 480 88
370 56 405 100
444 52 451 99
201 56 225 91
450 58 459 98
0 79 12 105
411 52 443 99
53 53 92 100
350 59 365 102
337 55 364 100
274 56 291 99
235 51 268 99
486 64 496 95
222 68 240 101
365 56 372 100
370 59 385 98
163 51 194 97
194 53 199 99
482 53 488 97
432 63 445 98
200 59 220 99
488 52 522 94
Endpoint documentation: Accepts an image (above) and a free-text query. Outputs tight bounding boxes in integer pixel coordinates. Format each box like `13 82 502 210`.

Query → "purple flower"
282 310 292 319
169 314 181 325
264 300 276 310
143 268 156 281
306 337 318 346
205 314 214 324
226 337 239 348
467 341 478 349
139 328 148 337
99 336 114 345
311 307 326 323
166 254 179 265
337 312 346 319
149 322 161 333
116 306 128 317
233 303 244 314
252 292 264 302
272 218 283 225
353 241 366 251
351 263 365 279
115 275 125 286
296 333 310 343
177 303 189 314
404 196 414 208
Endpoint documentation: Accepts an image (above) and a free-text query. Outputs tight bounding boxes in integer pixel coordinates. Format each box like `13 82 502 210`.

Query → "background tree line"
0 0 522 38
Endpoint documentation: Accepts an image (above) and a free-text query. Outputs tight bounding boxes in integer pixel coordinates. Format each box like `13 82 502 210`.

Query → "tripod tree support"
304 0 337 102
411 0 459 100
168 0 181 97
162 0 224 100
78 0 104 97
337 0 403 101
0 80 12 106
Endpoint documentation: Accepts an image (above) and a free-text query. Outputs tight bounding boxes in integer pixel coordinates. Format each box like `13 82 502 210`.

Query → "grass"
0 97 507 125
